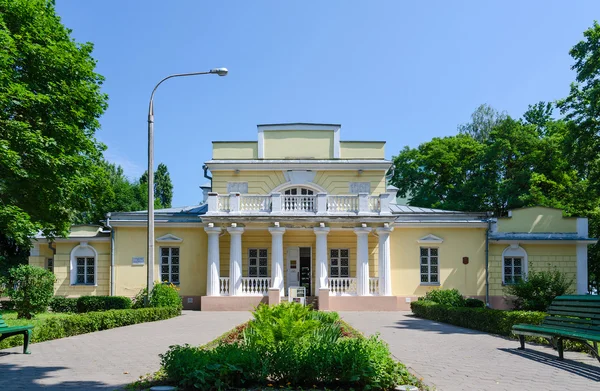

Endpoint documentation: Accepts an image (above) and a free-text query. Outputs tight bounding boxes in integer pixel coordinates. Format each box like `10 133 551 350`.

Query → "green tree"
457 103 507 142
139 163 174 209
0 0 108 245
8 264 55 319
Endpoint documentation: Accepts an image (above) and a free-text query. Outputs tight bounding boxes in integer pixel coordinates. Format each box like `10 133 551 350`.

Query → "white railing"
219 277 230 296
329 277 357 296
369 196 380 213
327 195 359 213
283 195 316 212
369 278 379 295
240 195 271 212
241 277 271 296
217 195 230 212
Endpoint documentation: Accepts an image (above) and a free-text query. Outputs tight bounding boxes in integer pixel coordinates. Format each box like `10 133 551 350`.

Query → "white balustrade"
217 195 230 212
329 277 357 296
240 195 272 212
327 195 359 213
369 196 380 213
283 195 316 212
240 277 271 296
369 278 379 296
219 277 230 296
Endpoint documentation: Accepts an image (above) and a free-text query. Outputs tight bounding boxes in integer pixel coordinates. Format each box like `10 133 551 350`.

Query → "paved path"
0 311 251 390
341 311 600 391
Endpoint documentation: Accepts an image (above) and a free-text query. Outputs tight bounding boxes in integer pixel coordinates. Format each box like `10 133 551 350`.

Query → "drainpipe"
485 217 491 308
203 164 212 190
105 213 115 296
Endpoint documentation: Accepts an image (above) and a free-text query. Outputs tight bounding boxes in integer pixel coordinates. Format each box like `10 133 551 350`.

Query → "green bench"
512 295 600 362
0 313 33 354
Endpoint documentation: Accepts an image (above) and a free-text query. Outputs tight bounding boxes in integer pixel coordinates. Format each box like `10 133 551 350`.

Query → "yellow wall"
488 243 577 296
263 130 334 159
212 142 258 160
313 170 387 195
212 170 287 194
340 142 385 159
390 228 487 297
113 227 207 297
497 207 577 233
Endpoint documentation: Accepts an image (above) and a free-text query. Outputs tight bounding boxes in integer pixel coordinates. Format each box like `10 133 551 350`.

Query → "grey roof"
390 204 471 214
200 182 211 189
489 232 597 242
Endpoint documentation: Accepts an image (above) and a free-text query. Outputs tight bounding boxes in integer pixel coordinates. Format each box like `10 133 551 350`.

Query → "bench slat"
549 304 600 312
549 302 600 309
513 324 600 342
554 295 600 302
547 309 600 319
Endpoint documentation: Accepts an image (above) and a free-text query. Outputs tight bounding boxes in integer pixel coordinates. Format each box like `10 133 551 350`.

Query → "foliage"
0 0 108 245
139 163 174 210
0 306 181 350
0 234 30 278
132 287 148 309
76 295 132 313
457 103 507 142
48 297 78 313
504 269 574 311
161 303 420 390
0 300 15 310
149 282 182 309
422 288 465 307
7 265 55 319
464 298 485 308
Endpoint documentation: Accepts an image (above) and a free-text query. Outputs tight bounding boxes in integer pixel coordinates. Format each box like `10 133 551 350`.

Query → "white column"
204 226 222 296
314 225 330 296
576 217 589 294
227 225 244 296
268 226 286 296
354 226 372 296
376 225 394 296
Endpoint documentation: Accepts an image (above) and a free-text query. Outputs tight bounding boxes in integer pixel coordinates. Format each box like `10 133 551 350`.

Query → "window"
76 257 95 285
284 187 314 195
420 247 439 284
160 247 180 284
249 248 268 277
46 258 54 273
330 249 350 278
504 257 524 284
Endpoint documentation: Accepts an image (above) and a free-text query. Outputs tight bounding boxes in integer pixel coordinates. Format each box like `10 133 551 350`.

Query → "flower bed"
158 303 424 391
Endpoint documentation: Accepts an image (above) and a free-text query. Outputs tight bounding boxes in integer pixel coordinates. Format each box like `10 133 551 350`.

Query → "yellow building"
30 123 597 310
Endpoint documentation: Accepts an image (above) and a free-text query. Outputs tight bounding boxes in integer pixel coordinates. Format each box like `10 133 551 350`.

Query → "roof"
257 122 341 127
489 232 597 242
390 204 474 214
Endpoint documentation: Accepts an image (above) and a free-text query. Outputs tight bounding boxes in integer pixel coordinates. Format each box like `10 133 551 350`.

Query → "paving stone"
340 311 600 391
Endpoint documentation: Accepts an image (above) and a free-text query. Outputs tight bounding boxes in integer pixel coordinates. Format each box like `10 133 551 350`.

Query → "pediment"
417 234 444 244
156 234 183 243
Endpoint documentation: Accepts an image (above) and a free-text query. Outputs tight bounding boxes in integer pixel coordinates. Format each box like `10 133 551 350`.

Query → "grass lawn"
1 310 73 328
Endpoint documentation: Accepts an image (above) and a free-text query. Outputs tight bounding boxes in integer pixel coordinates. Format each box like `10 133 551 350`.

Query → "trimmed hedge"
49 297 78 313
0 306 181 350
410 299 545 336
76 296 132 313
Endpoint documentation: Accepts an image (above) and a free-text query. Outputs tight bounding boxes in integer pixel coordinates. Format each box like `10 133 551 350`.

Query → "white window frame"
70 242 98 286
248 248 268 277
160 247 180 284
502 244 528 285
283 187 315 196
420 247 440 285
329 248 350 278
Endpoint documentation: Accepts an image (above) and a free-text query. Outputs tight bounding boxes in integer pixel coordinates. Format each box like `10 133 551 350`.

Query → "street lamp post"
146 68 228 304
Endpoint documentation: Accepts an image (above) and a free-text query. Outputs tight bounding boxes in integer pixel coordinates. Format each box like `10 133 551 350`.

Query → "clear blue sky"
55 1 599 207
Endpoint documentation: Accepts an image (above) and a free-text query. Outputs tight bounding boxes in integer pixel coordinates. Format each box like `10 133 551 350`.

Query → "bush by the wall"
49 297 78 313
422 288 465 307
464 298 485 308
504 269 574 311
76 296 132 313
0 299 15 310
149 283 182 309
0 306 181 350
7 265 55 319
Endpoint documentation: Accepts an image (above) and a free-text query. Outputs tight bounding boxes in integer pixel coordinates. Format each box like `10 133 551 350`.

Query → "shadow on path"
498 348 600 382
385 315 485 335
0 362 120 390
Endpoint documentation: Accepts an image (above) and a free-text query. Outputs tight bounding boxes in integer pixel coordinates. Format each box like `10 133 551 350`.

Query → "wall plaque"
132 257 145 266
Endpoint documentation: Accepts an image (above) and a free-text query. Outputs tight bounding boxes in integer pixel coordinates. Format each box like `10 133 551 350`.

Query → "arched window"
70 242 97 286
502 244 528 285
283 187 314 196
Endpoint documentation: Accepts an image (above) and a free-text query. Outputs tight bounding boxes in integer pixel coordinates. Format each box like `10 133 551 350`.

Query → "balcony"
206 192 391 216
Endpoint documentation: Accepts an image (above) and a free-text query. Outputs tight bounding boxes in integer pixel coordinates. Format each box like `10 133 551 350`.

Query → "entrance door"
286 247 300 292
299 247 312 295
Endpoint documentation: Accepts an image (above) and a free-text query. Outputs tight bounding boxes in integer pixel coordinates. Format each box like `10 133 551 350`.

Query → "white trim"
206 160 392 171
576 217 590 294
394 222 489 228
333 126 340 158
417 234 444 244
490 239 595 245
257 124 341 132
156 234 183 243
108 222 204 228
501 244 528 284
70 242 98 286
33 237 110 243
272 183 327 194
257 130 265 158
577 217 589 237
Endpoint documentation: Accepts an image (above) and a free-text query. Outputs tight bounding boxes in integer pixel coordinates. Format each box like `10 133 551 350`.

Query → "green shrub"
149 283 182 309
504 269 574 311
76 296 132 313
0 306 181 350
7 265 55 319
422 288 465 307
464 298 485 308
49 297 78 313
132 287 148 309
0 299 15 310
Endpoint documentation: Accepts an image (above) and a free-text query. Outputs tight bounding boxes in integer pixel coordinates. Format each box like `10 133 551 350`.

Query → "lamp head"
210 67 228 76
